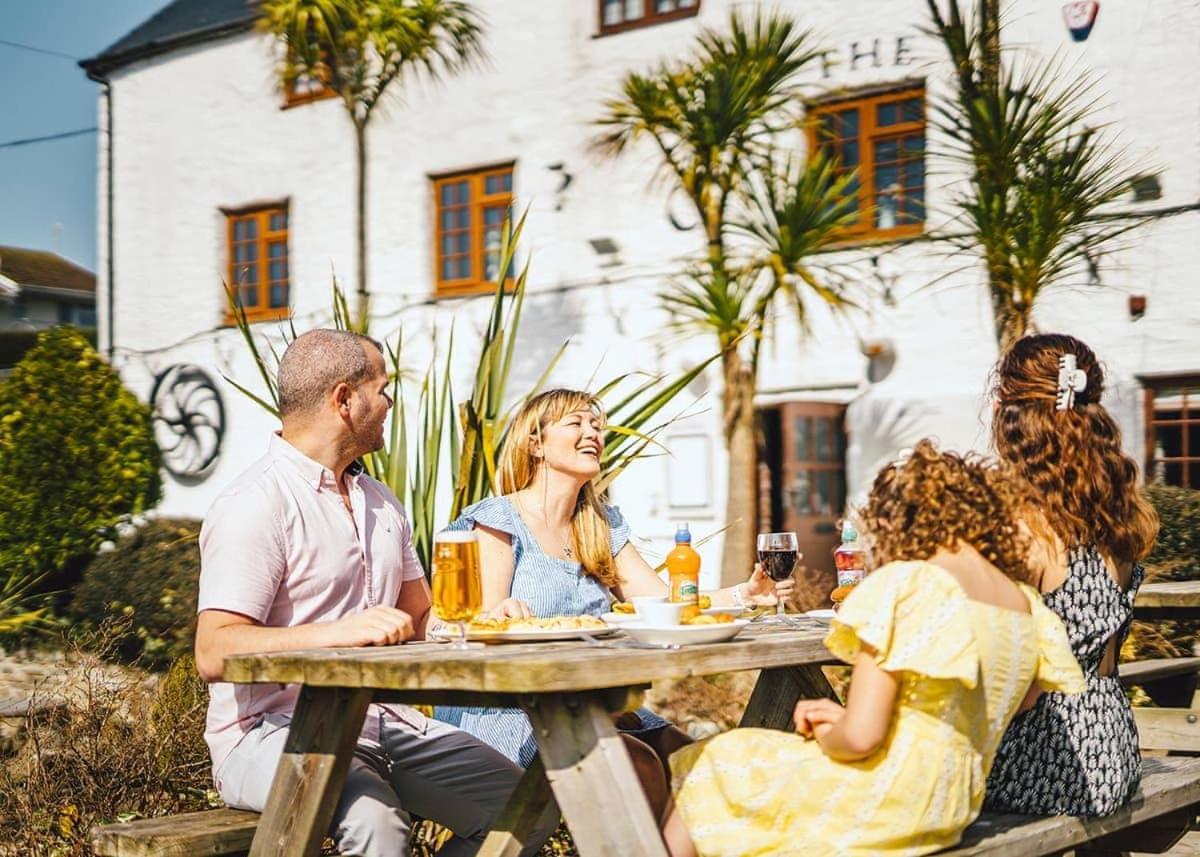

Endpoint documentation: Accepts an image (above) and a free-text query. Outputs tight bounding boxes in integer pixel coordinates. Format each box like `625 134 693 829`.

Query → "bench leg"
524 689 668 857
478 755 557 857
249 686 373 857
739 665 837 731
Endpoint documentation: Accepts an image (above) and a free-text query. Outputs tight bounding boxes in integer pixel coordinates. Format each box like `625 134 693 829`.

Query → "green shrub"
0 327 161 596
69 518 200 669
1144 483 1200 581
0 326 96 369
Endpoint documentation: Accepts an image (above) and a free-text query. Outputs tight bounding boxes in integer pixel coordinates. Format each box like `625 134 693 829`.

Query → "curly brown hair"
860 440 1035 584
992 333 1158 566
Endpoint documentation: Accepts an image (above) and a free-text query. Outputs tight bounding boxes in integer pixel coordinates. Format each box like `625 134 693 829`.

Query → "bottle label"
837 569 866 588
676 581 699 600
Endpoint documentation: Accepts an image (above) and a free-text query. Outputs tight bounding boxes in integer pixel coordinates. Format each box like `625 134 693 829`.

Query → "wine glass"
432 531 484 650
757 531 799 618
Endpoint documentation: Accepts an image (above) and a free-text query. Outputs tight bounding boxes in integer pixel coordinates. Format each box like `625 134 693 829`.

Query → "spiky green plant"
228 213 714 573
594 11 856 583
259 0 486 329
925 0 1152 348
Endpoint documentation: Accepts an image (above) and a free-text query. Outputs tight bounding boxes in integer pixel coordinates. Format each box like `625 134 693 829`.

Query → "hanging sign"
1062 1 1100 42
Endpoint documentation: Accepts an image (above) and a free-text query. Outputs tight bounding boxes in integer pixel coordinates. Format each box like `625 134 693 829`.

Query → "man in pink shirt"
195 329 554 857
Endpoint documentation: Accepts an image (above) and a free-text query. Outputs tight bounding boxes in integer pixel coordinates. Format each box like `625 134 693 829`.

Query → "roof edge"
80 14 259 79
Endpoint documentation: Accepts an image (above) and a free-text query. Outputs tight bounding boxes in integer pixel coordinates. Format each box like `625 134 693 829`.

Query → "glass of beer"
757 531 799 617
432 530 484 650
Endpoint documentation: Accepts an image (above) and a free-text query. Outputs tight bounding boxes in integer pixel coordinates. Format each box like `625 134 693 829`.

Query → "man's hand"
793 698 845 739
328 606 415 646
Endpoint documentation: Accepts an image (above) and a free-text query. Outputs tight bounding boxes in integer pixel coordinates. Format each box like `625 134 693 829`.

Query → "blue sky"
0 0 169 271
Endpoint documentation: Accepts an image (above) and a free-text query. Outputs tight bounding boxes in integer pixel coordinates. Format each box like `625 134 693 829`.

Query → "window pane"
268 241 286 259
269 260 287 282
840 108 859 137
441 234 457 254
1157 420 1184 459
456 233 470 253
814 471 834 515
656 0 676 11
269 211 287 231
787 472 811 514
1188 422 1199 458
603 0 622 25
485 172 512 195
902 135 925 158
877 102 898 126
235 263 257 285
1164 461 1183 487
441 259 456 281
876 164 900 192
875 138 899 163
269 283 288 308
457 208 470 228
240 285 258 307
815 419 835 462
794 417 811 461
441 209 457 230
625 0 645 18
484 207 505 225
901 189 925 223
900 97 923 123
456 257 472 279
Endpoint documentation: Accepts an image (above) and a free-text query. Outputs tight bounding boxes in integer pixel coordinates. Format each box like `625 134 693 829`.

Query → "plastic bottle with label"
831 522 867 608
667 523 701 620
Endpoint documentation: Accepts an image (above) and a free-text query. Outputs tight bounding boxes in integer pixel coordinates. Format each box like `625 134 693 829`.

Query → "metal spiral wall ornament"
150 364 225 480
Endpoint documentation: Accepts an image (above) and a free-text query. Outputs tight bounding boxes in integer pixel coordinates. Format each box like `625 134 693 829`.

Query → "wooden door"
759 402 846 610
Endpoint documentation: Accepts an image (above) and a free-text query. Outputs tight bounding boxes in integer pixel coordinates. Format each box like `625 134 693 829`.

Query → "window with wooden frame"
1143 374 1200 489
282 51 336 108
226 205 290 322
809 86 926 242
432 164 514 296
598 0 699 35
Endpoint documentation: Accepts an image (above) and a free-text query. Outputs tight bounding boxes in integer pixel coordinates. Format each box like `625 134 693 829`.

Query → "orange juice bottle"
668 523 701 621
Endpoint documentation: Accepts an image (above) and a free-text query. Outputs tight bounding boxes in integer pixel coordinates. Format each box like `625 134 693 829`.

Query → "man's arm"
396 576 434 639
195 606 416 681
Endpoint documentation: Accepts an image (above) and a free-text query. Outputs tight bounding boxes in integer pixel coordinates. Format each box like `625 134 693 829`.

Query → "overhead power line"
0 128 97 150
0 37 80 61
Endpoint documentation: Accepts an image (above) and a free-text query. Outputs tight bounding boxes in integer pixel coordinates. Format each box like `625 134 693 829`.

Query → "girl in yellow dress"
664 441 1085 857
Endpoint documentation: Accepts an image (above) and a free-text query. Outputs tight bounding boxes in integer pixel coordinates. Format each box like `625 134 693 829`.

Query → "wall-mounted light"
1129 294 1147 320
1131 174 1162 202
588 237 623 268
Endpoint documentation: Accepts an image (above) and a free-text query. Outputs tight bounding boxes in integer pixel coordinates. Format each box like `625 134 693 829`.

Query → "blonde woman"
436 389 792 817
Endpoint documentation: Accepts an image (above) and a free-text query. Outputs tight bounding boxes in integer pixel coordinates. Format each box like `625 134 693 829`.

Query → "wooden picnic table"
1130 580 1200 754
222 620 839 857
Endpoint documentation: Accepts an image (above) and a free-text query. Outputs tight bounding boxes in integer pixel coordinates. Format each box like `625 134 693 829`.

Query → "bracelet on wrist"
731 582 748 608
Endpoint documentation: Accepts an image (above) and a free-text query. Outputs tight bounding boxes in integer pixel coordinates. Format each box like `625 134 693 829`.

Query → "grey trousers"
217 713 557 857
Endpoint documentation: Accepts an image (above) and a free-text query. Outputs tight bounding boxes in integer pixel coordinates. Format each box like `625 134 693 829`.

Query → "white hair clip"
1056 354 1088 411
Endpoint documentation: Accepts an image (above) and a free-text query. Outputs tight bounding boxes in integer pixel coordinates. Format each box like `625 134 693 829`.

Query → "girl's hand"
743 562 798 607
485 598 533 620
793 698 845 738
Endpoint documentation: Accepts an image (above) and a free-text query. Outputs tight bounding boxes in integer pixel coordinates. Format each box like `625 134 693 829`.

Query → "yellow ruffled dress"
670 561 1085 857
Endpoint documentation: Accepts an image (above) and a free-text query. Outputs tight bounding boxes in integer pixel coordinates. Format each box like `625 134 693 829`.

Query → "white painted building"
82 0 1200 585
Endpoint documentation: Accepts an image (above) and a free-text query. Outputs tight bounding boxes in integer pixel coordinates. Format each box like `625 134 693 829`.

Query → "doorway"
757 401 847 610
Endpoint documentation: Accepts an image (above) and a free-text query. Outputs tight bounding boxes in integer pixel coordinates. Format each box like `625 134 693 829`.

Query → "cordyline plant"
925 0 1153 349
227 212 715 573
260 0 486 330
594 10 858 584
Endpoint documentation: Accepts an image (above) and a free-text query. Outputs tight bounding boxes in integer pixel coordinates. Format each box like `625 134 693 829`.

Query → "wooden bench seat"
94 757 1200 857
91 808 258 857
942 755 1200 855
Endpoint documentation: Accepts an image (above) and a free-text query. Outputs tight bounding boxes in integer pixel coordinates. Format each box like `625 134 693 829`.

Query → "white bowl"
702 605 747 619
622 619 750 646
805 609 836 620
637 601 687 625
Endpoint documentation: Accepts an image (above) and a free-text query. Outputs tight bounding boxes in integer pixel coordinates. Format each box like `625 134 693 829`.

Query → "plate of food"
601 611 639 625
621 617 750 647
702 605 748 619
436 615 619 643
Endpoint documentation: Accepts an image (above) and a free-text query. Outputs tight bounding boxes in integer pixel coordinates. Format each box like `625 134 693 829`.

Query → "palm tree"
926 0 1149 349
260 0 485 330
594 12 857 585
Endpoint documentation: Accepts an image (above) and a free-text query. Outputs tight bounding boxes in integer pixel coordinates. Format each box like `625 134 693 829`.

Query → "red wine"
758 549 797 582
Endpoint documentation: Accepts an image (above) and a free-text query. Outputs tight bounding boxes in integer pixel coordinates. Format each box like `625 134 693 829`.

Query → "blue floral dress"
435 496 671 766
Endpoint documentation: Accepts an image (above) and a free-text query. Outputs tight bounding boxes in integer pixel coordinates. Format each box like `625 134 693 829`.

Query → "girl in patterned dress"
663 441 1084 857
984 334 1160 816
436 389 793 819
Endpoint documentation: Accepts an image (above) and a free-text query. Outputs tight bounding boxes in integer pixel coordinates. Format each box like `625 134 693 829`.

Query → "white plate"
601 611 639 625
621 619 750 646
434 624 619 643
805 609 836 620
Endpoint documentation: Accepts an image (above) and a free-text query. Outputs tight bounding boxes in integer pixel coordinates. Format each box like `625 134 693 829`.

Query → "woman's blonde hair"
860 439 1035 584
498 388 618 587
992 333 1158 566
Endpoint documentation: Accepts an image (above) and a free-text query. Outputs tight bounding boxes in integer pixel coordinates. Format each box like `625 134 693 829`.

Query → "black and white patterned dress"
984 546 1144 816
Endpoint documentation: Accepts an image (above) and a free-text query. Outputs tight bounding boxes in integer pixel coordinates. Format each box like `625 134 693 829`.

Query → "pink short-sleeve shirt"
198 434 427 777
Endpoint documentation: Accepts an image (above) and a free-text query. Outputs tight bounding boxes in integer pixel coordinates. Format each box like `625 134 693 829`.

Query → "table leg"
739 665 837 730
523 690 668 857
249 685 372 857
478 755 557 857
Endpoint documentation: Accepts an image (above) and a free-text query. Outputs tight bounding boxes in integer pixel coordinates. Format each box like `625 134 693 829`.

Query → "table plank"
248 686 372 857
222 624 836 693
523 691 668 857
1136 581 1200 609
740 665 838 730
